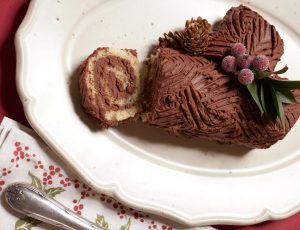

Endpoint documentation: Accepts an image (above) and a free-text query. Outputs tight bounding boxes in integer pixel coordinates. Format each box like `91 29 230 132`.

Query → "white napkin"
0 117 216 230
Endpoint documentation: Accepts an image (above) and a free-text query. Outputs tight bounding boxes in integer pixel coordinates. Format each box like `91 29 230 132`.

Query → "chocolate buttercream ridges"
144 48 300 148
203 5 284 71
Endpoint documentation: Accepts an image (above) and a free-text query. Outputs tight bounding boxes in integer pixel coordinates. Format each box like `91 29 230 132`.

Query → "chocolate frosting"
93 55 136 111
144 48 300 148
203 5 284 71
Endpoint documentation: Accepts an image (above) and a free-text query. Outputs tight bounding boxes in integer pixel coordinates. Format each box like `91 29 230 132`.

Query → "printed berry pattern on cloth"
0 117 214 230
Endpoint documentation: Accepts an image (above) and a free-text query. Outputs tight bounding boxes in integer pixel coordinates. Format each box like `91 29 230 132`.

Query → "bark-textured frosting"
144 48 300 148
80 47 142 127
203 5 284 71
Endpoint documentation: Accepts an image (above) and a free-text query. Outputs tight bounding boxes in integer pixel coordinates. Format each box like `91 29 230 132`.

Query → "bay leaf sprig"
247 65 300 127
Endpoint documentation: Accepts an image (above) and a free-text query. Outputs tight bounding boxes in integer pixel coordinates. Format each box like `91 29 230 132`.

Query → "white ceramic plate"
16 0 300 226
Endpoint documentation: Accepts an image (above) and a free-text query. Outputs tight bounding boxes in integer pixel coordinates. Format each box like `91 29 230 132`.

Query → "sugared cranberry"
231 43 246 57
237 54 253 69
238 69 254 85
222 55 237 73
252 55 270 71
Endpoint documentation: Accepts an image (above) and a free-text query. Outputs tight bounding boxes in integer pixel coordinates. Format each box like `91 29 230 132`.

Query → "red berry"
0 180 5 185
252 55 269 71
238 69 254 85
231 43 246 57
55 167 60 172
222 56 237 73
49 165 54 170
237 54 253 69
50 171 55 176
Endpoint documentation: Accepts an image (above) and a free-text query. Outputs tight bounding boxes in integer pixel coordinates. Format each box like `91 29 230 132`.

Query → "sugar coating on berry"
238 69 254 85
252 55 270 71
231 43 246 57
222 55 237 73
237 55 253 69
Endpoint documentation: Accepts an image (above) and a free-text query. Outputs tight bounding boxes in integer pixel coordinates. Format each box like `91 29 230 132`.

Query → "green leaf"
28 171 43 190
15 217 41 230
260 81 277 121
272 65 288 75
254 70 272 80
270 84 285 127
272 84 296 104
120 218 131 230
95 214 109 229
247 81 264 114
270 79 300 90
44 187 65 198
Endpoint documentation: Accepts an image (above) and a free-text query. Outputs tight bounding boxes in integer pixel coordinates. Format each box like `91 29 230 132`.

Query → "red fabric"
0 0 29 126
0 0 299 229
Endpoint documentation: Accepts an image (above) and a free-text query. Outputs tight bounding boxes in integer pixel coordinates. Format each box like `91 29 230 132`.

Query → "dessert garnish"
159 17 211 55
221 43 300 127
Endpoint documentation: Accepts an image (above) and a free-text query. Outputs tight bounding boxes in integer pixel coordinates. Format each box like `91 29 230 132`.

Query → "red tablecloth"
0 0 299 229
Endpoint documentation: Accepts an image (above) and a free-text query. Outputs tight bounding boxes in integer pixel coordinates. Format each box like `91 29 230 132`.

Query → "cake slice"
143 48 300 148
80 47 142 127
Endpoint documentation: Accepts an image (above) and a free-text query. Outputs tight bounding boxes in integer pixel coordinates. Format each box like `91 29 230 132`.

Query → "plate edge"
14 0 300 226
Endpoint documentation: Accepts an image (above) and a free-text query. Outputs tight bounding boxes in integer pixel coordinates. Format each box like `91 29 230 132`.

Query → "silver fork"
5 182 106 230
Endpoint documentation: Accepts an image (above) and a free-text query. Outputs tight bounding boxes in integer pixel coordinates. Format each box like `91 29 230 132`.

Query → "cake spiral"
80 47 142 127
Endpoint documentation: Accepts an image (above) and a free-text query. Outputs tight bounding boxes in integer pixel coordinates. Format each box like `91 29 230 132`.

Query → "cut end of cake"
79 47 143 127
